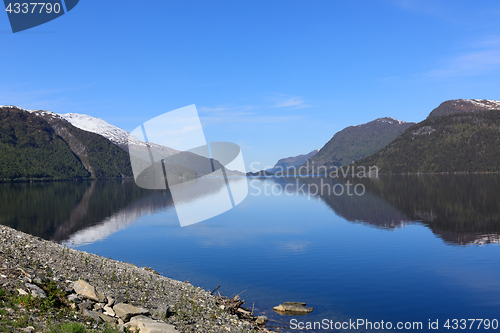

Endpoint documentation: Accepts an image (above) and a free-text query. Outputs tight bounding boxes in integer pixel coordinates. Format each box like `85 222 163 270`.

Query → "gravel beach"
0 225 272 333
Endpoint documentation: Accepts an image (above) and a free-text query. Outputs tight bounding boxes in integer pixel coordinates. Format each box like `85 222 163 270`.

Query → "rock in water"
256 316 268 325
273 302 314 314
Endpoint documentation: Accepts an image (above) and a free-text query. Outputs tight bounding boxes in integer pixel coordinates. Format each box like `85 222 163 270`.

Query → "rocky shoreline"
0 225 272 333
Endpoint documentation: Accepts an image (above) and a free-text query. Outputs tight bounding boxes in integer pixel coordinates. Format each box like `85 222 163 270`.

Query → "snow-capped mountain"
1 105 131 145
355 117 409 127
58 112 178 156
373 117 408 125
468 99 500 108
0 105 177 155
428 99 500 118
0 105 135 179
59 113 137 148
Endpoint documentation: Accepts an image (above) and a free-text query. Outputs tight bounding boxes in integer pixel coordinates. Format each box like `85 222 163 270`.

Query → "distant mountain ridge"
428 99 500 118
269 149 319 173
307 117 415 168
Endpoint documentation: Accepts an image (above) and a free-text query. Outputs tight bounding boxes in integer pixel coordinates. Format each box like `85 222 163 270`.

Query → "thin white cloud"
198 104 257 114
424 37 500 78
199 94 311 126
470 37 500 48
392 0 445 17
392 0 500 27
274 96 304 108
267 93 312 109
0 83 99 112
200 111 302 127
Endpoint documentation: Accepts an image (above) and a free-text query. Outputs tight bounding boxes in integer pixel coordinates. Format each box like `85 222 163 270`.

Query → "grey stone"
152 304 174 319
78 300 95 311
103 304 116 317
115 294 127 304
82 310 103 323
34 273 46 283
96 290 107 303
98 312 117 323
73 279 100 302
127 315 179 333
64 286 74 294
107 296 115 307
67 293 81 303
17 288 29 296
256 316 268 325
25 283 46 299
113 302 150 321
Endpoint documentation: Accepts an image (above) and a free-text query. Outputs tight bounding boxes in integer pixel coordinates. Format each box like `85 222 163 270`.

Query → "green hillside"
0 107 134 180
49 118 133 179
355 110 500 174
0 108 90 180
308 117 415 168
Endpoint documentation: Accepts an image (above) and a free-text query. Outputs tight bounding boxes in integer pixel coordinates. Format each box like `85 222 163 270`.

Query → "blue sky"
1 0 500 170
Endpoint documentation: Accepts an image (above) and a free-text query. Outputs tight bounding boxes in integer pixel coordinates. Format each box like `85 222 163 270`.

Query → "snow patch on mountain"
467 99 500 108
2 105 63 121
376 117 408 125
357 117 409 127
59 113 143 147
0 105 160 150
449 99 500 109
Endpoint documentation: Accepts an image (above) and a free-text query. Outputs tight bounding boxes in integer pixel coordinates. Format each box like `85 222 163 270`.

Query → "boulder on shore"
113 302 150 321
73 279 100 302
127 315 179 333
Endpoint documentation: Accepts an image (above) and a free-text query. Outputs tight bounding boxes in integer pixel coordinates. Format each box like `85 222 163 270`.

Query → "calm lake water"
1 175 500 332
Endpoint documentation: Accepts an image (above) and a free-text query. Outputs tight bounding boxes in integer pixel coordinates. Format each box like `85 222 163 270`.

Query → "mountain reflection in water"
274 174 500 245
1 175 499 246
